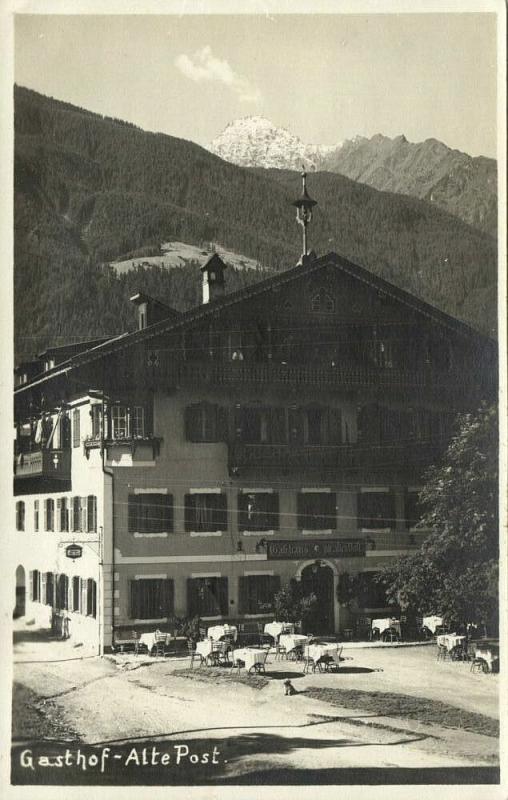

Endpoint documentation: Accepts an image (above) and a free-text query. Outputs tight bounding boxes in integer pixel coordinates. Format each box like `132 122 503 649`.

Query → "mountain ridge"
209 117 497 237
14 86 497 360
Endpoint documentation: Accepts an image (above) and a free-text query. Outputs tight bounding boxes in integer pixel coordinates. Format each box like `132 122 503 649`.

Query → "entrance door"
300 563 334 634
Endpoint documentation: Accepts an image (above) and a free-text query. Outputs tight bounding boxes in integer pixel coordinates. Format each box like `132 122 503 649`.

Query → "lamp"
255 538 267 554
311 559 322 575
236 540 244 552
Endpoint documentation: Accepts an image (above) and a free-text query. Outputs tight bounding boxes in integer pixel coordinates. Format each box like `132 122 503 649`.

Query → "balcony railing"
14 448 71 480
83 434 162 458
229 440 444 473
153 360 489 395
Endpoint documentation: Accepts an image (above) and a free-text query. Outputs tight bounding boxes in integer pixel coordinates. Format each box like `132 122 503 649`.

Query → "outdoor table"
308 643 339 663
372 618 401 635
195 639 228 665
474 645 499 673
207 624 238 641
264 622 295 640
437 634 465 651
138 632 171 652
231 647 268 672
278 633 309 655
423 616 443 634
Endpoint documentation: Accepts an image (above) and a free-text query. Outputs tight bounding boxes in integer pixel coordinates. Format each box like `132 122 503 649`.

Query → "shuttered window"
72 409 80 448
45 499 54 531
30 570 40 602
405 491 421 529
297 492 336 530
44 572 53 605
239 407 288 444
16 501 25 531
72 496 81 532
72 576 80 612
358 492 395 530
238 493 279 531
184 403 227 442
184 494 227 532
87 495 97 532
128 494 173 533
129 578 174 620
57 574 69 610
187 577 228 617
86 579 97 617
57 498 69 532
238 575 281 614
34 500 39 532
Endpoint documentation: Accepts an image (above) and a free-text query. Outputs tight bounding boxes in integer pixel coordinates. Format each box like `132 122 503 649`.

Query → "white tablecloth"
307 643 340 664
207 624 238 641
139 632 170 651
423 616 443 633
372 618 401 635
232 648 268 670
437 634 465 651
264 622 295 640
279 634 309 653
195 639 228 660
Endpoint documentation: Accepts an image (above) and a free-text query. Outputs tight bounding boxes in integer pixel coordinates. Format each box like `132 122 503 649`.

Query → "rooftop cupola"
200 253 227 304
292 168 317 264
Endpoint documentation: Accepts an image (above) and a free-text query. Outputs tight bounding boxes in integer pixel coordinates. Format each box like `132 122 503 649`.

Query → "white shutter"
80 497 88 533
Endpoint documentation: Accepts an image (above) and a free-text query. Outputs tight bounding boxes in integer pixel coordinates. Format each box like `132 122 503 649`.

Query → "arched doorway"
300 562 335 634
14 565 26 618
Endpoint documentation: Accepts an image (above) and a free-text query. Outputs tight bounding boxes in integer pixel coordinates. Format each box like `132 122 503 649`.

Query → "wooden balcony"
14 448 71 480
153 359 489 398
229 440 444 473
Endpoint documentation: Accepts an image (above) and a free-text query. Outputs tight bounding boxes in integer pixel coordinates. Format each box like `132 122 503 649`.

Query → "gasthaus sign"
266 539 366 560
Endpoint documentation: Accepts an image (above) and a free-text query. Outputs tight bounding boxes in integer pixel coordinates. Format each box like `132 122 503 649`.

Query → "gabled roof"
14 250 494 394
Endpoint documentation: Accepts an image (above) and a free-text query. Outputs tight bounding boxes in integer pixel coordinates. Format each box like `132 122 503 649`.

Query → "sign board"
266 538 366 560
65 544 83 560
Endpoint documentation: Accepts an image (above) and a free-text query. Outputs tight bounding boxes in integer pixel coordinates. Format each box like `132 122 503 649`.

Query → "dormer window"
311 288 335 314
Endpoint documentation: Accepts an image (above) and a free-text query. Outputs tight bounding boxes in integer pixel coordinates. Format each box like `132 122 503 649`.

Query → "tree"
380 404 498 634
273 581 319 625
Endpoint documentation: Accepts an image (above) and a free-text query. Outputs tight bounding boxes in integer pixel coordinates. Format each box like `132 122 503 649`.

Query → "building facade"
13 251 496 652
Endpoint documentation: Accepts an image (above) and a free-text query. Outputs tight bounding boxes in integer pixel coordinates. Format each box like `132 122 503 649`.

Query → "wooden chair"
231 657 245 674
199 627 207 640
303 646 316 674
187 639 203 669
153 630 168 657
274 643 287 661
436 644 449 661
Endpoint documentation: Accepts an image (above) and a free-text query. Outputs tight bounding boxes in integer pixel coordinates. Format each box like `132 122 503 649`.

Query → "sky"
14 12 498 157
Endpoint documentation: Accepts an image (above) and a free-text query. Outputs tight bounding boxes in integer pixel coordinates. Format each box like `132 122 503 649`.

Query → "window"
87 495 97 533
303 406 342 446
16 501 25 531
44 572 54 605
311 288 335 314
238 493 279 531
91 405 102 439
72 496 81 532
57 498 69 532
34 500 39 532
184 403 226 442
72 576 80 612
86 579 97 617
238 407 287 444
184 493 227 532
297 492 336 530
128 494 173 534
129 578 174 620
405 491 421 529
111 406 128 439
131 407 145 438
187 577 228 617
45 499 55 531
72 409 80 448
30 570 40 602
57 574 69 610
358 491 395 530
238 575 281 614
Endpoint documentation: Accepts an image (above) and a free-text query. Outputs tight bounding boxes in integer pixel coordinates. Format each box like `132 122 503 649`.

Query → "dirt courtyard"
11 624 500 785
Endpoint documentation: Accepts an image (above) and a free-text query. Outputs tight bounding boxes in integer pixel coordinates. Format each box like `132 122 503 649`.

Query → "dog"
284 679 296 696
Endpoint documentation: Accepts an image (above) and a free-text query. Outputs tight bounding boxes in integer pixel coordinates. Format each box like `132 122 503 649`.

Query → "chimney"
130 293 181 330
200 254 227 304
